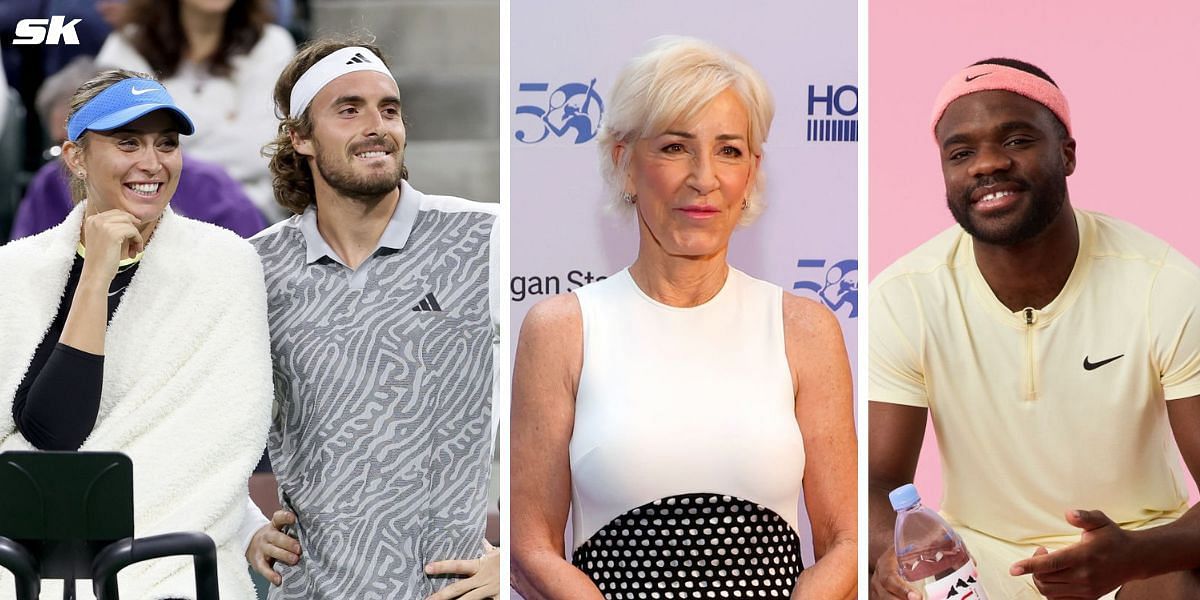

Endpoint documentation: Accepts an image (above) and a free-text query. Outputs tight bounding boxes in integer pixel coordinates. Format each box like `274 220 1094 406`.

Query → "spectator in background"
35 56 97 146
96 0 296 221
11 55 266 239
0 45 8 141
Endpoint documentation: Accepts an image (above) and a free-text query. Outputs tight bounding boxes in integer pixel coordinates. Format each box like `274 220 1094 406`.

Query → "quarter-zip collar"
966 208 1094 330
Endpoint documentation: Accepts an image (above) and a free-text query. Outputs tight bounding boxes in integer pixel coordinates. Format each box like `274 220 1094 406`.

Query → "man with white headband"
868 58 1200 599
246 39 500 599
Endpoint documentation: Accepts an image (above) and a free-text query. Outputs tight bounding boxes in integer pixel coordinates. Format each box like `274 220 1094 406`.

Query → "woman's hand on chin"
80 209 144 283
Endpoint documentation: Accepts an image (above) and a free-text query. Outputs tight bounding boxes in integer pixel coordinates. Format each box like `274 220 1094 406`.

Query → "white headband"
288 46 395 118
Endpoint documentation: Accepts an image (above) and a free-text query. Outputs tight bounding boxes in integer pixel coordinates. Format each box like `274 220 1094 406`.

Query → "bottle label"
923 559 988 600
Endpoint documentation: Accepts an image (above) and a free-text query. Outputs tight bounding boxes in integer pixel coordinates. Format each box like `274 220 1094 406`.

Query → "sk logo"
13 16 82 45
514 80 604 144
794 259 858 318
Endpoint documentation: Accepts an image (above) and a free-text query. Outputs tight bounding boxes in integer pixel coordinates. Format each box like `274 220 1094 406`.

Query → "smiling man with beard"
245 39 500 599
868 59 1200 600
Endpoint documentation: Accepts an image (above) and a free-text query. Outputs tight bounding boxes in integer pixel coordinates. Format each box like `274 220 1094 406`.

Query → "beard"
313 138 406 204
947 173 1067 246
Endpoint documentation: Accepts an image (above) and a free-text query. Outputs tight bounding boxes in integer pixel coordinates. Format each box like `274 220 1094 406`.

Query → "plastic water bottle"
890 484 989 600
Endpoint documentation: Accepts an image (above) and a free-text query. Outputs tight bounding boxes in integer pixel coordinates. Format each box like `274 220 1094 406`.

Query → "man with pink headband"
243 39 500 599
869 58 1200 599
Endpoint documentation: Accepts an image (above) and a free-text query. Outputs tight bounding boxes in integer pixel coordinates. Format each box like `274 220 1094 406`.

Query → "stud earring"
742 198 749 210
622 192 637 205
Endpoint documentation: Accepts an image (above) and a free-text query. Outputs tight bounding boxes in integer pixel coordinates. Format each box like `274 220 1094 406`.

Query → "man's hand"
870 546 921 600
424 540 499 600
246 509 300 586
1010 509 1141 599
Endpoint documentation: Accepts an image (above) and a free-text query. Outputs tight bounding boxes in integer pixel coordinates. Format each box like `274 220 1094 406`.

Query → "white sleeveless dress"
569 267 806 598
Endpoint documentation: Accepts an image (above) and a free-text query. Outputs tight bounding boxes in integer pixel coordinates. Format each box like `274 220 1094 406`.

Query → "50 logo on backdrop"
794 259 857 318
514 80 605 144
806 84 857 143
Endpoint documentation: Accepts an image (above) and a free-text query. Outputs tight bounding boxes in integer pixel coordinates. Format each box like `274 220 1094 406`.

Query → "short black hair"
972 57 1058 86
970 57 1067 136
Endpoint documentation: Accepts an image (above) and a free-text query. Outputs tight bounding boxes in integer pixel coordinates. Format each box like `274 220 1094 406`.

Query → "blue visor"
66 78 195 141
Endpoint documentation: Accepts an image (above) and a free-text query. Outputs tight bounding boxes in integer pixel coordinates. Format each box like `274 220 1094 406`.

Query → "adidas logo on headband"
289 46 396 118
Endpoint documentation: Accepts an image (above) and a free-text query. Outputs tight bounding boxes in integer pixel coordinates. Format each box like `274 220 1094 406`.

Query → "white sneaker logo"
130 86 155 95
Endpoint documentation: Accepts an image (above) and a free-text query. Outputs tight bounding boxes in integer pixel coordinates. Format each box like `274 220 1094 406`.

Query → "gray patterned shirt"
252 181 497 599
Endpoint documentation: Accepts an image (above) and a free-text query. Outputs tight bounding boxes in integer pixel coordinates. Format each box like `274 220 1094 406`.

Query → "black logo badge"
1083 354 1124 371
965 72 991 82
411 292 443 312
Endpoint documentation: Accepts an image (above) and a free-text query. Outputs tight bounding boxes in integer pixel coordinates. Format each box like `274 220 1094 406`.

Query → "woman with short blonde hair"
512 36 857 599
598 36 774 224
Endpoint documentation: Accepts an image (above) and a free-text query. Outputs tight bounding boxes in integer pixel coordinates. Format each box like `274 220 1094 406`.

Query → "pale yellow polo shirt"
871 209 1200 547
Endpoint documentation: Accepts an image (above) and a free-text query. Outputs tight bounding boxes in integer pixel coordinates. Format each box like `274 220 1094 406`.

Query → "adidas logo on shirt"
411 292 443 312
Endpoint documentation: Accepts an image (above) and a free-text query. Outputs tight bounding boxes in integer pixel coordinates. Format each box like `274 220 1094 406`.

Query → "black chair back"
0 451 133 581
0 451 220 600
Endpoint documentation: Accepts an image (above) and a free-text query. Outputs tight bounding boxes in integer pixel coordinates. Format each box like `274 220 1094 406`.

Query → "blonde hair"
598 36 774 224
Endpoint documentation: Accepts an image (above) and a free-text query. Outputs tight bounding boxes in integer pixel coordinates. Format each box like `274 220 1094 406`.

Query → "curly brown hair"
124 0 273 79
264 38 407 215
63 69 157 202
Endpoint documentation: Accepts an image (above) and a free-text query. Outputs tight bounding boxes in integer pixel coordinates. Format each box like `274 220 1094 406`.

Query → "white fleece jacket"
0 203 272 600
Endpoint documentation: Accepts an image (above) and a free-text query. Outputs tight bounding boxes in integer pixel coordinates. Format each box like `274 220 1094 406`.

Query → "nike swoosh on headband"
130 87 156 95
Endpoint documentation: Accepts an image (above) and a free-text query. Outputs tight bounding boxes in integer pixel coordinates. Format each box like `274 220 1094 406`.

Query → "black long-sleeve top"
12 253 138 450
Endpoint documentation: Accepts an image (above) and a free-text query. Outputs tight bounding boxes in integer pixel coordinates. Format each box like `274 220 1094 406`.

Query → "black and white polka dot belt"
572 493 803 599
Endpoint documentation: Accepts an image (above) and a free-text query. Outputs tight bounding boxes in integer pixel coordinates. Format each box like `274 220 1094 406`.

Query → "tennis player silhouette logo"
794 258 858 318
515 79 604 144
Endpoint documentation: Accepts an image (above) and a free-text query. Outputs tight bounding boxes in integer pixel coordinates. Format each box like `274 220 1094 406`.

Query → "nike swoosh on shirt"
1083 354 1124 371
130 87 156 95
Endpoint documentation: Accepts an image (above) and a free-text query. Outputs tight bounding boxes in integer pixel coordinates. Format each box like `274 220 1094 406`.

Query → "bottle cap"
889 483 921 511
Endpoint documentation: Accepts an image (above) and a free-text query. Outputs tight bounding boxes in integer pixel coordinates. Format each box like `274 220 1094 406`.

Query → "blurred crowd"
0 0 311 242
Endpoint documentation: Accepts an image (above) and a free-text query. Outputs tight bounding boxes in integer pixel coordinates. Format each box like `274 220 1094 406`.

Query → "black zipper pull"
1025 308 1034 325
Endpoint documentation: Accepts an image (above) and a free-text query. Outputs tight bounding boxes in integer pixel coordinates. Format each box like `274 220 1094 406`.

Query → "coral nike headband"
931 63 1071 139
289 46 396 118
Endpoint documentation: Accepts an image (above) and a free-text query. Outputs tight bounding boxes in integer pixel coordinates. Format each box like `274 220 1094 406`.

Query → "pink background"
869 1 1200 508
